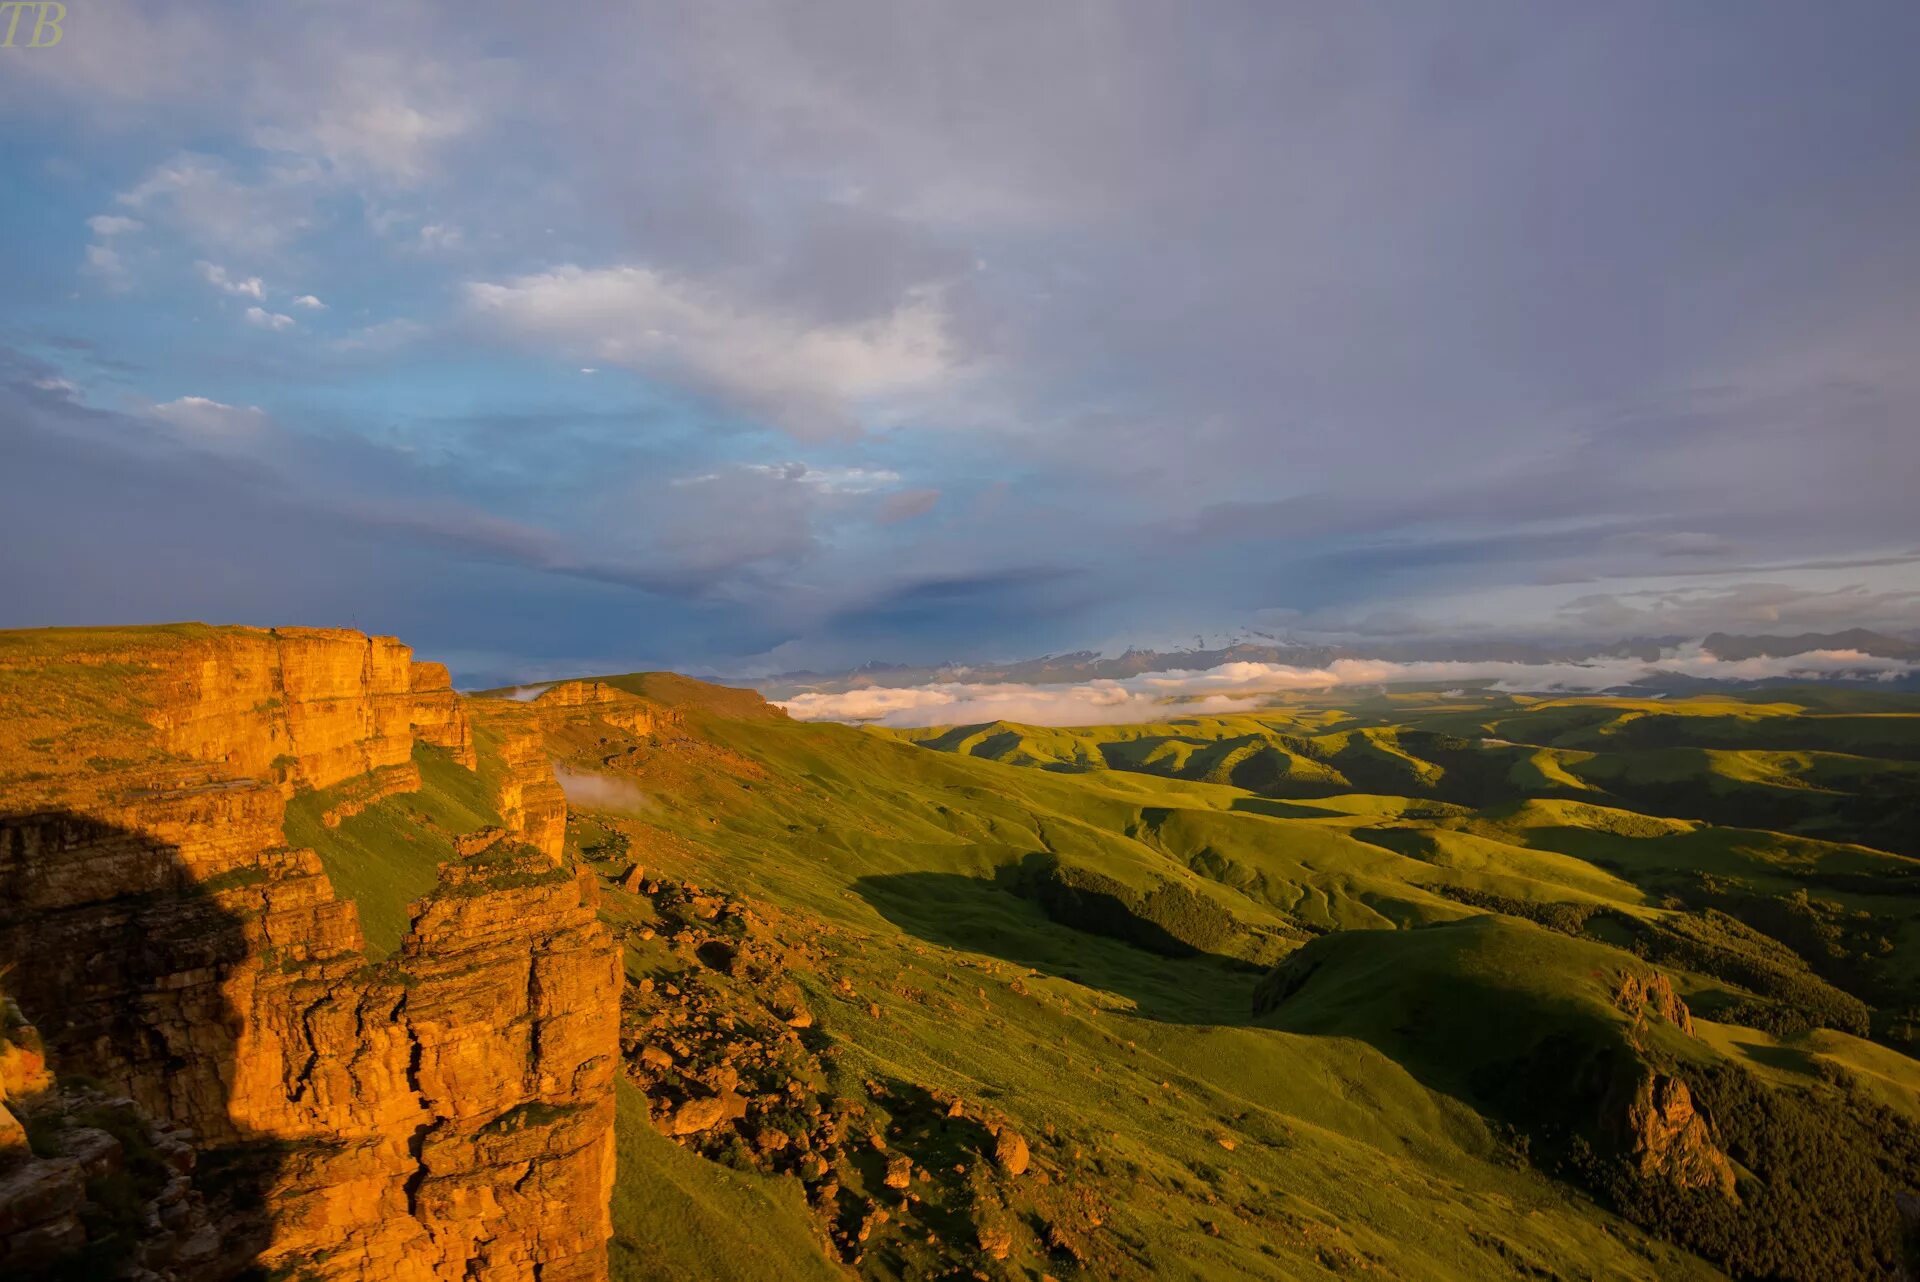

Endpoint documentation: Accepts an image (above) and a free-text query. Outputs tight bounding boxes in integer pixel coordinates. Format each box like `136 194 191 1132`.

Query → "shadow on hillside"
0 809 283 1278
1226 796 1352 820
852 869 1264 1025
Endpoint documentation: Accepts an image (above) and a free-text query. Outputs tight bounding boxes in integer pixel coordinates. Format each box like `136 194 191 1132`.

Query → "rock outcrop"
0 625 619 1281
480 704 569 863
1613 969 1696 1036
410 661 479 769
1615 1072 1738 1200
535 681 679 738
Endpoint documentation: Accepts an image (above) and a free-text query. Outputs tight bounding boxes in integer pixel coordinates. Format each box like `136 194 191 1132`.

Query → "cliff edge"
0 625 618 1281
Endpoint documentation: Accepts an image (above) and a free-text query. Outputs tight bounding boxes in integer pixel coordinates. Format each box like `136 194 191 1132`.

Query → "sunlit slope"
561 706 1718 1279
888 690 1920 856
303 670 1906 1278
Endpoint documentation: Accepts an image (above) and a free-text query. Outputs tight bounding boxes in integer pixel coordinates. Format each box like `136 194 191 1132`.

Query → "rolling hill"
517 676 1920 1278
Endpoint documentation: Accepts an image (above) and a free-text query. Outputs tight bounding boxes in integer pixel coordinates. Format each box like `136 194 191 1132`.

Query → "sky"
2 2 1917 686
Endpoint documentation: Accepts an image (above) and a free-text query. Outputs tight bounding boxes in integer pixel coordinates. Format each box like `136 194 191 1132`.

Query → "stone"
669 1096 730 1136
994 1128 1031 1176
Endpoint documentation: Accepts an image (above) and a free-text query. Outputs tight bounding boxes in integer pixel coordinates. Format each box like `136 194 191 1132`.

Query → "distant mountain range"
734 628 1920 698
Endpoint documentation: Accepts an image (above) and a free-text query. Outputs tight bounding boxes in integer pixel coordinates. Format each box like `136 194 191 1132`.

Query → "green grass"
609 1079 840 1282
266 669 1920 1278
546 682 1920 1280
285 741 508 956
558 702 1739 1277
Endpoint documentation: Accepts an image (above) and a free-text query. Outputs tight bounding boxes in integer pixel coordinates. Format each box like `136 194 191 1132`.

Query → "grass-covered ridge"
278 663 1920 1277
512 675 1920 1279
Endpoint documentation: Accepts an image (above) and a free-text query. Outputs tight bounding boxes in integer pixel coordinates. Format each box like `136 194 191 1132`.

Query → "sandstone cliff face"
411 661 479 770
534 681 679 739
148 627 419 793
0 625 618 1281
479 702 569 864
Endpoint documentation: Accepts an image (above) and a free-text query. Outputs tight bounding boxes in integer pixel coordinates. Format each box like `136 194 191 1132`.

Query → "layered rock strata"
0 626 618 1281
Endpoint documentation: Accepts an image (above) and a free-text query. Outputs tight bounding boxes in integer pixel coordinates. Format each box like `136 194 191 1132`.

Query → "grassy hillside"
293 672 1920 1278
511 678 1920 1280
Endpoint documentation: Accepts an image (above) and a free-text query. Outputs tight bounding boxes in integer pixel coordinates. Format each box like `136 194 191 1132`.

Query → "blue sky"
2 3 1917 684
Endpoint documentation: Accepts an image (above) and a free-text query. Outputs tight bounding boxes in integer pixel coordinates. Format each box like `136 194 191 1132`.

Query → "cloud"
10 6 1920 678
552 763 654 814
1284 577 1920 647
196 261 266 299
81 214 145 286
417 222 464 252
331 318 424 352
83 244 129 286
86 215 143 237
779 647 1920 727
878 487 941 523
250 53 480 182
292 294 326 310
146 395 272 449
740 463 902 494
117 153 321 256
465 265 960 438
1552 582 1920 637
244 306 296 331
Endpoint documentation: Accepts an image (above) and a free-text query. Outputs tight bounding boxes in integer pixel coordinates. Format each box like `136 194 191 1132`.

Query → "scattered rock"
668 1095 730 1136
994 1128 1031 1176
978 1223 1013 1260
454 825 508 857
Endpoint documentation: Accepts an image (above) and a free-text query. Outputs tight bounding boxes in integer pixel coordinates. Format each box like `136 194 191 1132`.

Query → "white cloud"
81 213 145 286
741 462 902 494
553 763 654 814
119 153 321 256
778 646 1920 727
83 243 128 285
292 294 326 310
86 214 143 237
197 261 265 299
244 306 296 331
252 56 477 182
465 265 960 438
147 395 272 448
417 222 464 251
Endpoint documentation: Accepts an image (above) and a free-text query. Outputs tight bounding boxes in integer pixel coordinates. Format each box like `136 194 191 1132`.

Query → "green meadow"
326 681 1920 1279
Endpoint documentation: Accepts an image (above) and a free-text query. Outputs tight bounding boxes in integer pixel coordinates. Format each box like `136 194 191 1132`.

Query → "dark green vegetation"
326 677 1920 1278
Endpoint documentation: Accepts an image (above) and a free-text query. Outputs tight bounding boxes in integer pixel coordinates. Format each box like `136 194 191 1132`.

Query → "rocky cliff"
0 625 619 1280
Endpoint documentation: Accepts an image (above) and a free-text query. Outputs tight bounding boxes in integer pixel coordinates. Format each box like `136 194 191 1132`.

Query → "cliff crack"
288 991 332 1104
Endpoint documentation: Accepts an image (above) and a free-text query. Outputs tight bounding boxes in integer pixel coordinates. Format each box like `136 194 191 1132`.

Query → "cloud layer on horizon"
777 647 1919 727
